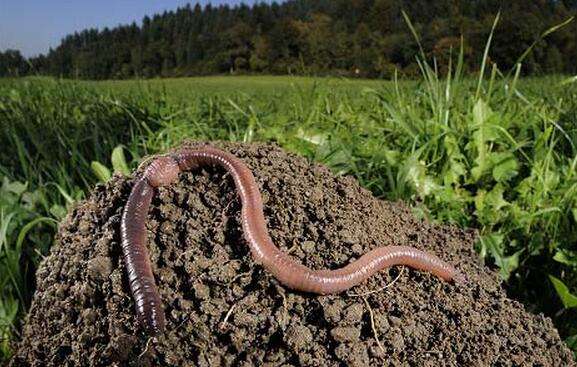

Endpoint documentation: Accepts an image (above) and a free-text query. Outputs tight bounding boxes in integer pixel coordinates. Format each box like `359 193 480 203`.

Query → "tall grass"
1 62 577 360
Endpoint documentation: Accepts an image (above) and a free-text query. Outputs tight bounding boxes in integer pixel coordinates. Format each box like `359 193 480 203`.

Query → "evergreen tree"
0 49 28 77
2 0 574 79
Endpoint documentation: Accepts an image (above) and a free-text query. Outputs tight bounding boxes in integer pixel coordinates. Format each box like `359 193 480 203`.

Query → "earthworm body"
121 147 463 335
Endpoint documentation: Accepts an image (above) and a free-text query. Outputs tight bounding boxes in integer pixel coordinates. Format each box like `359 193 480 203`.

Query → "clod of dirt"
12 142 575 366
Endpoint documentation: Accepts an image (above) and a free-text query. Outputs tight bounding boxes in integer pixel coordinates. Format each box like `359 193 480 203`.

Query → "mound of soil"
12 142 574 366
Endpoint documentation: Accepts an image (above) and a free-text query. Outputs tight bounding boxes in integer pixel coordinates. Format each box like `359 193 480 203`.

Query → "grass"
1 70 577 360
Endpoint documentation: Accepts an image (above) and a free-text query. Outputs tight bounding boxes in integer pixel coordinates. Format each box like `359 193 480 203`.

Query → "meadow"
1 69 577 360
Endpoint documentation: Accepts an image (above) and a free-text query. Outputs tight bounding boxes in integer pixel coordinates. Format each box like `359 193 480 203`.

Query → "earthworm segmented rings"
121 146 464 335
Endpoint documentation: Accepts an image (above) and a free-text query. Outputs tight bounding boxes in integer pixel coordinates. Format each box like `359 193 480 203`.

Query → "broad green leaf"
91 161 111 183
515 175 533 200
553 250 577 266
471 164 486 182
549 275 577 308
296 128 328 146
509 203 532 230
475 185 509 226
383 149 401 166
474 189 487 213
492 152 519 182
443 135 467 185
111 146 130 176
403 157 438 197
478 233 520 279
445 159 467 185
494 249 522 280
528 161 560 193
317 138 353 173
485 184 509 211
478 232 503 260
2 178 27 196
473 98 492 126
470 99 503 181
49 205 68 220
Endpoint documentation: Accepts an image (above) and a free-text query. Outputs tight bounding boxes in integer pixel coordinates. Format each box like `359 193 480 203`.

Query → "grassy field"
1 70 577 360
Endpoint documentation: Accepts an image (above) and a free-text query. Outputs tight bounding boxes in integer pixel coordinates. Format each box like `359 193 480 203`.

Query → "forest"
1 0 576 79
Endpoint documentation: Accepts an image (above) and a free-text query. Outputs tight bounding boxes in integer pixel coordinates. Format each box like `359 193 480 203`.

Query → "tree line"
1 0 576 79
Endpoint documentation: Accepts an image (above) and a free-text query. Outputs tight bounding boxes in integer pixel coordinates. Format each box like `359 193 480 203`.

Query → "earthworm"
121 146 463 335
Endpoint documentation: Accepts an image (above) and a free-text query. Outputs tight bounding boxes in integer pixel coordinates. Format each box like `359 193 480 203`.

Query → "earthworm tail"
121 147 464 334
120 178 165 335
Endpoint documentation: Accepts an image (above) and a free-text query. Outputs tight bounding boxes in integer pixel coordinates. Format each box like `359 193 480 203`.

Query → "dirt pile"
12 142 575 366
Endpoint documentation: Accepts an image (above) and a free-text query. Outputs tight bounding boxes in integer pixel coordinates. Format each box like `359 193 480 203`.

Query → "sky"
0 0 269 57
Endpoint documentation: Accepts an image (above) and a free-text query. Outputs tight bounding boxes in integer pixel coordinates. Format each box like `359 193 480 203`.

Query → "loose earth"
12 142 575 366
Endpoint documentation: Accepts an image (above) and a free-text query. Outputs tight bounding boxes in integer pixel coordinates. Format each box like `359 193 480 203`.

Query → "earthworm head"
144 156 180 187
171 150 201 171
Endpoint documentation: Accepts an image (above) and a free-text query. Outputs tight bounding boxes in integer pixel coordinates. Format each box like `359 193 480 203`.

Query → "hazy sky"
0 0 270 57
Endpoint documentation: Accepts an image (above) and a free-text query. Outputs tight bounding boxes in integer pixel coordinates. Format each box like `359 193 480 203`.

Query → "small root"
347 266 405 297
362 296 385 357
137 337 154 360
286 240 299 254
229 271 252 285
219 172 231 187
219 303 237 330
217 199 235 231
175 315 190 331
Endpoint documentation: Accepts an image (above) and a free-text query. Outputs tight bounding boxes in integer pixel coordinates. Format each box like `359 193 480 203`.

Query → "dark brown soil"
12 142 575 366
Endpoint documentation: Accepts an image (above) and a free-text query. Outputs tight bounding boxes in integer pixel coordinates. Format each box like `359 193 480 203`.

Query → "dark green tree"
6 0 574 79
0 49 28 76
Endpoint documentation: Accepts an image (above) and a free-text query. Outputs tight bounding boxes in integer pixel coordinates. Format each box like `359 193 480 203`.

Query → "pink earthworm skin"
120 146 464 335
